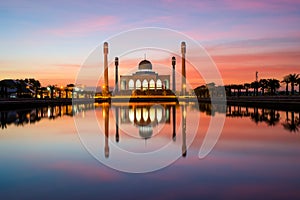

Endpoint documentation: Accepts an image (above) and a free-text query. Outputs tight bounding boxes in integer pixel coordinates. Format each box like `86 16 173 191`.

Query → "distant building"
119 60 170 91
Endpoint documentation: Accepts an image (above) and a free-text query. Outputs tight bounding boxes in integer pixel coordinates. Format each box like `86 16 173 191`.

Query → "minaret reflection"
115 107 119 143
172 105 176 141
181 104 187 157
103 104 110 158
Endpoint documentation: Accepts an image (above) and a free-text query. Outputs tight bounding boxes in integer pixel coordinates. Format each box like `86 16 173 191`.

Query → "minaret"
115 57 119 93
103 42 109 96
181 42 186 96
172 56 176 92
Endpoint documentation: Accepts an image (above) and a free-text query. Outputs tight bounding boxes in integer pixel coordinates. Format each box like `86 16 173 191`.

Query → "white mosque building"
119 59 170 91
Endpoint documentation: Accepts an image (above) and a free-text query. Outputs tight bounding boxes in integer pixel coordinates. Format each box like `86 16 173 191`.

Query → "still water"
1 103 300 199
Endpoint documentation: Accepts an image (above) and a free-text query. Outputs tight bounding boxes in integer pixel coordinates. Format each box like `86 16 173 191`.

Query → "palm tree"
244 83 251 96
0 81 7 98
225 85 232 97
47 85 56 99
251 81 259 96
287 73 299 95
267 78 280 95
296 76 300 95
237 84 243 96
259 79 268 95
230 84 237 96
30 79 41 98
281 75 290 95
67 84 75 98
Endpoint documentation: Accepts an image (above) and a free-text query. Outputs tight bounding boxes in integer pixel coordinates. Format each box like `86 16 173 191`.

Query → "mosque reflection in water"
1 103 300 157
102 103 187 158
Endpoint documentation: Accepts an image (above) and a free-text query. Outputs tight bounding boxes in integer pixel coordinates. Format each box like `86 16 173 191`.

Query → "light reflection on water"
1 103 299 134
0 103 300 199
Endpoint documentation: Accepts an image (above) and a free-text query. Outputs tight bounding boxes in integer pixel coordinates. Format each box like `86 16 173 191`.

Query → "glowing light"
129 109 134 122
143 108 148 121
157 108 162 122
136 108 141 122
150 107 155 121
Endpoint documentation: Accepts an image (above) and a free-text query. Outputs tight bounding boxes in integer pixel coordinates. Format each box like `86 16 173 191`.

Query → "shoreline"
199 96 300 111
0 96 300 111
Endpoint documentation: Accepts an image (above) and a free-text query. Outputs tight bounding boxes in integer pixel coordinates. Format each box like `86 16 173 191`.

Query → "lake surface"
1 103 300 199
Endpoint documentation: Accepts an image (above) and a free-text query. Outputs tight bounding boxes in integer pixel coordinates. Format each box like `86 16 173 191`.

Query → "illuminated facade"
119 60 170 91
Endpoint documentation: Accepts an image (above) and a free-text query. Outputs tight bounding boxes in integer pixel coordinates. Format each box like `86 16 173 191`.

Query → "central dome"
138 59 152 70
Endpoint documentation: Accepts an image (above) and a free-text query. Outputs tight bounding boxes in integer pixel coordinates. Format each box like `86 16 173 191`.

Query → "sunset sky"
1 0 300 88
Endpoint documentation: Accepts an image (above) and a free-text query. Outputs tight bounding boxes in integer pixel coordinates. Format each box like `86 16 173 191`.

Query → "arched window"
156 79 162 89
142 108 148 122
129 109 134 122
136 108 141 122
142 79 148 90
121 80 126 90
149 79 155 90
129 79 134 90
164 79 169 89
136 79 141 90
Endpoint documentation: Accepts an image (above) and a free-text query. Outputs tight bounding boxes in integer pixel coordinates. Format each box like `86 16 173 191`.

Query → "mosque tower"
172 56 176 92
103 42 109 96
115 57 119 93
181 42 186 96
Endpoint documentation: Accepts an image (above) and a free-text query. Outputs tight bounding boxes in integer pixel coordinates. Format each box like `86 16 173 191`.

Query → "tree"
0 81 8 98
225 85 232 96
267 78 280 95
251 81 259 96
244 83 251 96
47 85 56 99
297 76 300 95
259 79 268 95
287 74 299 95
30 79 41 98
281 75 290 95
194 85 209 98
236 84 243 97
67 84 75 98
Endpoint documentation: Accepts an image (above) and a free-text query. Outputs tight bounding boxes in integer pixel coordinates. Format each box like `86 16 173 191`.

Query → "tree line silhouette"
0 78 91 99
1 73 300 99
194 73 300 97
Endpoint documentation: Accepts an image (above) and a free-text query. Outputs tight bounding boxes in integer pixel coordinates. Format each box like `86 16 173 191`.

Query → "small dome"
138 60 152 70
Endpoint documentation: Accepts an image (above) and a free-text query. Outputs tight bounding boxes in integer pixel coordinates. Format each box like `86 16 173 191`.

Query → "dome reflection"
120 104 171 139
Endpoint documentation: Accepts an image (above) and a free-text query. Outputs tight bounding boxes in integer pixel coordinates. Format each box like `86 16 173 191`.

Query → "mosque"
102 41 187 97
119 59 170 91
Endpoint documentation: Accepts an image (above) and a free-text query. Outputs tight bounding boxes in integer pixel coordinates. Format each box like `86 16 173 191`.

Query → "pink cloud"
41 15 120 37
223 0 300 12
